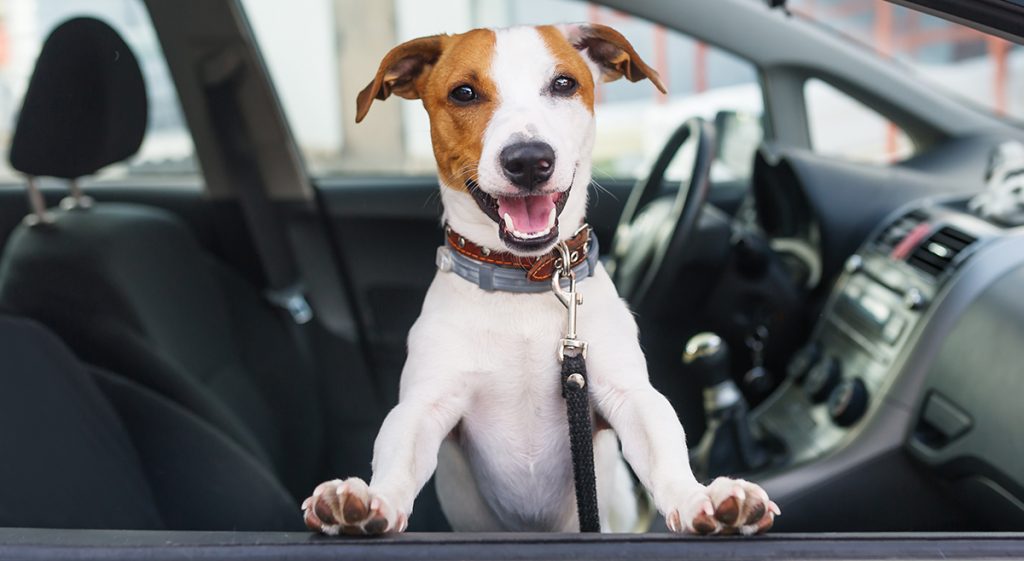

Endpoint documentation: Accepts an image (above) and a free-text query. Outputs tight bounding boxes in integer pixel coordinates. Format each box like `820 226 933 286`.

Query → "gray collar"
435 233 600 293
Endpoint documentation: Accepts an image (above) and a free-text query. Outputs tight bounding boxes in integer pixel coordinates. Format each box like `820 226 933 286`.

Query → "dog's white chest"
409 267 619 530
459 366 575 530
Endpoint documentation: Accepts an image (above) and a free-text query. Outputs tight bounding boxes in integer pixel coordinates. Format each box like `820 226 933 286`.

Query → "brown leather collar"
445 224 592 282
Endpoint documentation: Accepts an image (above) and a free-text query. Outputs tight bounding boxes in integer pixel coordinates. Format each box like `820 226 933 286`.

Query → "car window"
805 78 914 164
791 0 1021 121
241 0 764 182
0 0 196 183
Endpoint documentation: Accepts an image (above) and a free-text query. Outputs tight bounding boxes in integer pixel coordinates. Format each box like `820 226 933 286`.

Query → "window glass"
0 0 196 182
242 0 764 180
804 78 914 164
789 0 1023 121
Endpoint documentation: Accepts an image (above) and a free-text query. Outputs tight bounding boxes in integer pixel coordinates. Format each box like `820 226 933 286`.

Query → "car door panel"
2 528 1023 560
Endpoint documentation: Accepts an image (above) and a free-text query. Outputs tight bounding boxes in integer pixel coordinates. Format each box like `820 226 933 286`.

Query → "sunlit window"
242 0 763 180
0 0 195 183
790 0 1021 162
805 78 914 164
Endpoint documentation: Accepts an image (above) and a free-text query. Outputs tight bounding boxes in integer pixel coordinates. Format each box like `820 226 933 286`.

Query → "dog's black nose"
500 142 555 189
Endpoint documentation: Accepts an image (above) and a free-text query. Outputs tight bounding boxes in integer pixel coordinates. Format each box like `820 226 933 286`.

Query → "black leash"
552 240 600 532
561 354 600 532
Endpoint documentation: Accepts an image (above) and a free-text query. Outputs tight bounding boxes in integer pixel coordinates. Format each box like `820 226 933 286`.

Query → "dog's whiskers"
450 163 480 185
452 170 479 184
453 171 482 187
590 178 618 204
423 189 442 209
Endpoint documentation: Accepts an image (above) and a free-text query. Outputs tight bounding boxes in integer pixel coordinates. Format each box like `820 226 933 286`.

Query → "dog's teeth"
512 229 546 240
503 213 515 231
546 208 557 229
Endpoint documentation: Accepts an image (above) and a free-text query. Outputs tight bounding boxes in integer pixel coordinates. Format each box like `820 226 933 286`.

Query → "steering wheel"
608 117 715 314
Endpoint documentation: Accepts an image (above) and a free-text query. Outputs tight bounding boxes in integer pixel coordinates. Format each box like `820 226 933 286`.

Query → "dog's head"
356 24 665 256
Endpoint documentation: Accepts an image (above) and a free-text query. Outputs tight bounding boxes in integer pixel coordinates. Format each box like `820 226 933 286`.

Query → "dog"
302 23 779 535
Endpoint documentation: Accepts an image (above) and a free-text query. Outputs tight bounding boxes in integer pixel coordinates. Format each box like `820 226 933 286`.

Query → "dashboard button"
844 283 863 300
828 378 869 427
882 316 906 343
804 357 841 403
904 287 926 310
844 255 863 273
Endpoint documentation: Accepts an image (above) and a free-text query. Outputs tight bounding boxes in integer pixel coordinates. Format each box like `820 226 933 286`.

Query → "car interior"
0 0 1023 558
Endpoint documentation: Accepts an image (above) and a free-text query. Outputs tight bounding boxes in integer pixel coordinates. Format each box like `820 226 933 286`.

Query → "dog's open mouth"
467 181 571 251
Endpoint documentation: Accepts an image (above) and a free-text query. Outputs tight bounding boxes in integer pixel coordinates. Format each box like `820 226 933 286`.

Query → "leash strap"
561 354 601 532
551 240 600 532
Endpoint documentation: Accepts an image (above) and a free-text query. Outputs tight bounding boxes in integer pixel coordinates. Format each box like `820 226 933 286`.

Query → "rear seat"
0 202 329 499
0 17 330 506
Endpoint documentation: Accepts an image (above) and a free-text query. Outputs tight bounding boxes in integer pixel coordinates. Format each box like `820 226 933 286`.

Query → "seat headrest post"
23 176 55 227
60 179 94 211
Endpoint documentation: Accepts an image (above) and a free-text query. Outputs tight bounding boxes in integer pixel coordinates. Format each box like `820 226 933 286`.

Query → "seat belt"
203 65 314 328
199 52 379 411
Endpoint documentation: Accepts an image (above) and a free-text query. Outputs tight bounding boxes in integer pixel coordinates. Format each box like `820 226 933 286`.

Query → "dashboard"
752 194 1024 531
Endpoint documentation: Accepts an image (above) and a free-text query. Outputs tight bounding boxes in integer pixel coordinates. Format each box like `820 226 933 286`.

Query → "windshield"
788 0 1022 122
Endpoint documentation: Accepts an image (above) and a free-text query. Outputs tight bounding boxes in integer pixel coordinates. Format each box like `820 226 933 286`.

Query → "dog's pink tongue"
497 194 557 234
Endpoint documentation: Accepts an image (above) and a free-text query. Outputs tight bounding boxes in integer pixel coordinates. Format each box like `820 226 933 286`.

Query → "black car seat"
0 18 329 503
0 313 299 530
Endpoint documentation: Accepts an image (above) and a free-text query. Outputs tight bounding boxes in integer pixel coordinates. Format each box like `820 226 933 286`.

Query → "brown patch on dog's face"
536 25 596 113
355 30 496 194
419 29 497 193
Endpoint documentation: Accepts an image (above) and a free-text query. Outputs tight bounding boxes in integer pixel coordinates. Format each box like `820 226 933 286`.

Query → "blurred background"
0 0 1017 182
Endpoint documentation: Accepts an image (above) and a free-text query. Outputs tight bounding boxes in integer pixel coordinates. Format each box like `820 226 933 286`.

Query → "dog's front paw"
666 477 780 535
302 477 407 536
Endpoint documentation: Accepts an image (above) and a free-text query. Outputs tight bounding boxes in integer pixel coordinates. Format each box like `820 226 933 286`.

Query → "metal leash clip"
552 241 588 362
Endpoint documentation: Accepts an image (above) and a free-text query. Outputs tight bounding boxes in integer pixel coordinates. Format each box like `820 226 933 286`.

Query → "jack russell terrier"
302 23 779 535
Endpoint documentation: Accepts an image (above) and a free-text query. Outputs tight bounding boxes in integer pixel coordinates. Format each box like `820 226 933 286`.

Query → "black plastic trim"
1 530 1023 560
886 0 1024 44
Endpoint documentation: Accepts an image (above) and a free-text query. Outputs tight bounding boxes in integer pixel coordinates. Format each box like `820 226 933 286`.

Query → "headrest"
8 17 147 180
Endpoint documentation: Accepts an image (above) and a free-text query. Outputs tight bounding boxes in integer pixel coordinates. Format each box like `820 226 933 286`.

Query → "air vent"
877 209 928 252
907 226 977 278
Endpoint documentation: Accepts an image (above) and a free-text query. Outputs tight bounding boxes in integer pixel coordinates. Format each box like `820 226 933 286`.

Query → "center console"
751 200 998 466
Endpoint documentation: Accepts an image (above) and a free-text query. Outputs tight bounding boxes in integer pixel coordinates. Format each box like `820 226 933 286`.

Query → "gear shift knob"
684 332 731 389
685 332 771 477
683 332 724 361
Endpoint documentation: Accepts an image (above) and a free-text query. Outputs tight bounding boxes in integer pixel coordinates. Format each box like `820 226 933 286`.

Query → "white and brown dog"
302 23 779 535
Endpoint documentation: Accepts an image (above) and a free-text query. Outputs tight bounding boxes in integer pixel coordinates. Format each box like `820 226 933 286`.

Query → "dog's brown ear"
356 35 446 123
560 23 667 94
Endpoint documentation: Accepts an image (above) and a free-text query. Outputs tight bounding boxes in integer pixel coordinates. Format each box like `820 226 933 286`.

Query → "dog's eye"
550 75 578 95
449 85 478 104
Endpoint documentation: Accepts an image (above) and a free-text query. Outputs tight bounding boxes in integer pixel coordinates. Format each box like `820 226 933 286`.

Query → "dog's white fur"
304 25 777 535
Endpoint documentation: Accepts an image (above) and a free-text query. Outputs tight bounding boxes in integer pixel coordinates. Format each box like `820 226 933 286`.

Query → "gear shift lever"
684 333 732 389
684 333 771 478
